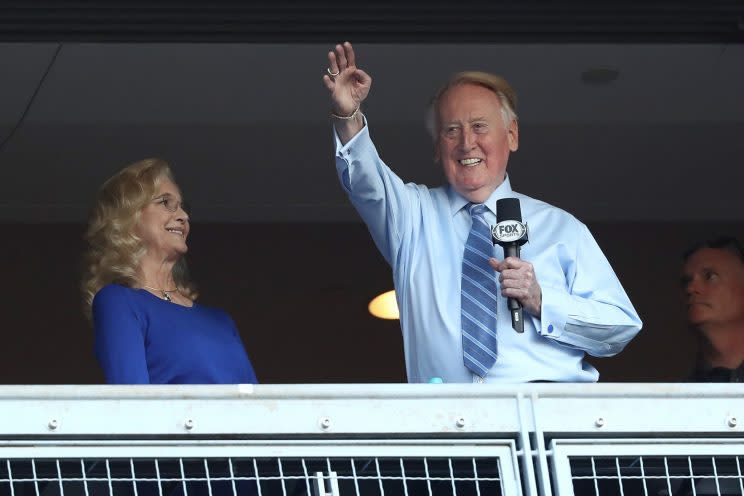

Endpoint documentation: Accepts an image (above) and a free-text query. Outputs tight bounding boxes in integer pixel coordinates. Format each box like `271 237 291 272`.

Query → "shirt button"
548 324 554 333
477 376 485 384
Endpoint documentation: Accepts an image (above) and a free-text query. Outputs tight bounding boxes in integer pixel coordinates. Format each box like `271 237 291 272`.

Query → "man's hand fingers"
322 74 335 91
336 44 348 69
499 270 529 286
501 286 529 298
354 68 372 86
502 256 528 268
344 41 356 67
327 51 339 74
488 258 503 272
490 258 542 317
490 257 528 271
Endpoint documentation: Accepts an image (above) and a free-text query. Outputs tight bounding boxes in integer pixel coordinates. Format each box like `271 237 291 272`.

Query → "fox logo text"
491 221 527 243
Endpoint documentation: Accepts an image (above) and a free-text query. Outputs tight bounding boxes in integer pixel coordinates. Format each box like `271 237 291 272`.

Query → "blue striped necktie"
461 203 498 378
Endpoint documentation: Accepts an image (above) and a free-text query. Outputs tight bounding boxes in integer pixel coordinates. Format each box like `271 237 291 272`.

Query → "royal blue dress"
93 284 257 384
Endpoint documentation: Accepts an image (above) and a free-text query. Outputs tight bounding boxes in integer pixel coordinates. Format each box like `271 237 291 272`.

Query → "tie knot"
468 203 488 217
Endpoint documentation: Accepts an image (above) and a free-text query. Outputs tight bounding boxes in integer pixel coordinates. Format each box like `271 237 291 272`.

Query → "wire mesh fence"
3 384 744 496
569 455 744 496
0 455 507 496
551 442 744 496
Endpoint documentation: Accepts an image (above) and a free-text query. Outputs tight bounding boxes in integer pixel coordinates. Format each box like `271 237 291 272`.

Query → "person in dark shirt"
682 236 744 382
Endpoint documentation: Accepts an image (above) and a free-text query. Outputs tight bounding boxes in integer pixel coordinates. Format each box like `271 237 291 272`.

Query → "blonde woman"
83 158 256 384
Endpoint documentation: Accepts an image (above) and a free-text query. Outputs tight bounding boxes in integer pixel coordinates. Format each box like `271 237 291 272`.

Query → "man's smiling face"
435 83 518 204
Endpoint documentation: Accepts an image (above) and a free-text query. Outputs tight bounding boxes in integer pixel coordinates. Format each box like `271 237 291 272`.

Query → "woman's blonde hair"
81 158 197 320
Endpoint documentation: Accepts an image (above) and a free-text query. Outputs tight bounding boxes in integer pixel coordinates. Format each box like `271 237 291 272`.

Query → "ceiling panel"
1 2 742 42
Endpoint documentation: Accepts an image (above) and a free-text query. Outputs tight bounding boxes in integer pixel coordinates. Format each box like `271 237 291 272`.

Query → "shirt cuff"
333 115 369 159
535 284 570 338
536 285 620 355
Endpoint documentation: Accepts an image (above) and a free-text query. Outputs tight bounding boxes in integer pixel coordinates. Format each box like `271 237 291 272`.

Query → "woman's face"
136 178 190 260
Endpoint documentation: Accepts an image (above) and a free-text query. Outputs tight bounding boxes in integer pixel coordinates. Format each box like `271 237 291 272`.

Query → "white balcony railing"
0 383 742 495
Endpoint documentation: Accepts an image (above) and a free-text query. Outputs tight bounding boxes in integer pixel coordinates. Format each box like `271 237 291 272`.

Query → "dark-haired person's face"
682 247 744 329
435 83 518 204
136 179 190 260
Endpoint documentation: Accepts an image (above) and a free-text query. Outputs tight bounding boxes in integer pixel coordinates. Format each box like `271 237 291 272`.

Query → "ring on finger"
327 67 340 77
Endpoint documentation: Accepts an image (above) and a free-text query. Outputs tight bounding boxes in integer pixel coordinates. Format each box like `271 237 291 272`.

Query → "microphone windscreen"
496 198 522 223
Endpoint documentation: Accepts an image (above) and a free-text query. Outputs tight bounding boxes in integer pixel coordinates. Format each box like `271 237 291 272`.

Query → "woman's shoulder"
91 284 148 328
94 283 135 301
92 283 144 312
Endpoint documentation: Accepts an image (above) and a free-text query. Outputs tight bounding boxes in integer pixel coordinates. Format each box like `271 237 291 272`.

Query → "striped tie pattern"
461 203 498 377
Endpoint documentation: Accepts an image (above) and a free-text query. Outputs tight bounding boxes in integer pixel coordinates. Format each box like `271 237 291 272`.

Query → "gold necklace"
142 285 179 302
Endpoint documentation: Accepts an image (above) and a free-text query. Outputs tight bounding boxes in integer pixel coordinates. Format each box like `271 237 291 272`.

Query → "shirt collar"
447 175 515 217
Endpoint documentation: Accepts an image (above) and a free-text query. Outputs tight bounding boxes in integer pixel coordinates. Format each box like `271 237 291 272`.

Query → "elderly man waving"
323 42 642 383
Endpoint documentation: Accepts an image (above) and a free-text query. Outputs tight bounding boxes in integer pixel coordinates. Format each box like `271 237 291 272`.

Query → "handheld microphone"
491 198 529 333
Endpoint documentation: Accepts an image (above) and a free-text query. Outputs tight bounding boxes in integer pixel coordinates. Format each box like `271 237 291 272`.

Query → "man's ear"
508 119 519 152
433 139 441 163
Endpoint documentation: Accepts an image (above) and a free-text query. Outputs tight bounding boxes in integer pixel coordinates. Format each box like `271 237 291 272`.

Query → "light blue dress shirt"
334 122 642 383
